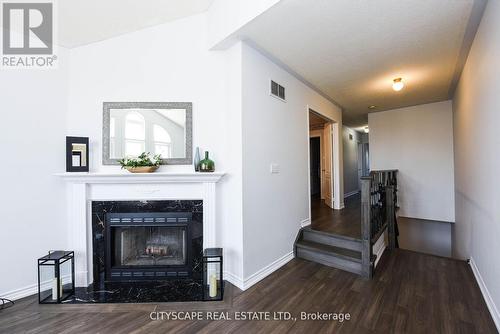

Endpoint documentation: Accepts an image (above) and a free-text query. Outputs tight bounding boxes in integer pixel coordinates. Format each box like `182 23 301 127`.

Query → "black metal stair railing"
360 170 398 278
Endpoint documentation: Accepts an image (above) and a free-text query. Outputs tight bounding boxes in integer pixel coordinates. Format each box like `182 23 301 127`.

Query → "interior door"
309 137 321 196
357 142 363 190
323 123 334 208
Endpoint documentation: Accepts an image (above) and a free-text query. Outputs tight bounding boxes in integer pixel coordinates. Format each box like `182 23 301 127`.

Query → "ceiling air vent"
270 80 286 101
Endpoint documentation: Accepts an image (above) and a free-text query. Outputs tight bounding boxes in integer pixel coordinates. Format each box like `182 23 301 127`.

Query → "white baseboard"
469 257 500 331
223 271 245 291
300 218 311 228
372 232 386 267
1 283 39 301
6 253 295 301
242 251 294 290
225 251 295 291
1 275 73 301
344 190 360 199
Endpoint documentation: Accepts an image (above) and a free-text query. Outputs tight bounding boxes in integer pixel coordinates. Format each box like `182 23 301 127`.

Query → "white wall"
67 14 246 283
219 42 245 281
343 127 361 196
240 43 343 280
452 0 500 327
207 0 281 49
369 101 455 222
68 14 227 174
0 47 69 298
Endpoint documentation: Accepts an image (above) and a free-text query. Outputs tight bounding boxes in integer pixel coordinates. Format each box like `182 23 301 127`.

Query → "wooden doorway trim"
308 108 340 212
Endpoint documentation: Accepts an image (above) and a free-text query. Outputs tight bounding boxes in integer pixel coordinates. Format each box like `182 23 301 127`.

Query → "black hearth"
106 212 193 281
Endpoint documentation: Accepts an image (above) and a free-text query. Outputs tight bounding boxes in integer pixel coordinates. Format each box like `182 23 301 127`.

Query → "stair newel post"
386 185 396 250
361 176 372 278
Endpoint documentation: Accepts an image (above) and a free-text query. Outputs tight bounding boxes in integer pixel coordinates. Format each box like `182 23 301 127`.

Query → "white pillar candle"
209 274 217 298
52 278 58 300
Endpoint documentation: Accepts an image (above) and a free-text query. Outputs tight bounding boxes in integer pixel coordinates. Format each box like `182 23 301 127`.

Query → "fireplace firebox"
105 212 193 281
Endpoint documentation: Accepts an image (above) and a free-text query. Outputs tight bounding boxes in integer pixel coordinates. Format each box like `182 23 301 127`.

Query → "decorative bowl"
124 166 159 173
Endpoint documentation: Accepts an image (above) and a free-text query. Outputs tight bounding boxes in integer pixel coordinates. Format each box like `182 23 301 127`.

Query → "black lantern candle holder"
203 248 223 301
38 251 75 304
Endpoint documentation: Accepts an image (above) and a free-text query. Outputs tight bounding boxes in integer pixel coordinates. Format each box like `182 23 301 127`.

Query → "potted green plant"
118 152 162 173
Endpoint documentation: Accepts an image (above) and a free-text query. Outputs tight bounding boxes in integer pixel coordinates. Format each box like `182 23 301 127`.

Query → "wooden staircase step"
302 227 362 252
295 239 365 275
297 239 362 261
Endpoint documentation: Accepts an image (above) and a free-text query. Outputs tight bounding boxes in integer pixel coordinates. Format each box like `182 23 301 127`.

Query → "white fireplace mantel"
54 171 225 183
55 171 225 287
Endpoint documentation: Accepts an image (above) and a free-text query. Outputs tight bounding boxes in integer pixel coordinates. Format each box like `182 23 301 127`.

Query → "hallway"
311 194 361 239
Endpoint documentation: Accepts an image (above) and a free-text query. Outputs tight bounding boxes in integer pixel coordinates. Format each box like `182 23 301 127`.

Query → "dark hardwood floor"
0 249 496 333
311 193 361 239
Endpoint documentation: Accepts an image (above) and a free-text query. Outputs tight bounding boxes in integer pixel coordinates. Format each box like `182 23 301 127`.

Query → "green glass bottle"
199 151 215 172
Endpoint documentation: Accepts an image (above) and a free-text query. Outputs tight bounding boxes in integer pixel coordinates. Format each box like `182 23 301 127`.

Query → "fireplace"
91 200 204 287
56 172 223 303
106 212 193 281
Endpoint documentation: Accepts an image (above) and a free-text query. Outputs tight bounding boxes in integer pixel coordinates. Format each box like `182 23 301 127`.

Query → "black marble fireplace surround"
65 200 205 303
105 212 194 281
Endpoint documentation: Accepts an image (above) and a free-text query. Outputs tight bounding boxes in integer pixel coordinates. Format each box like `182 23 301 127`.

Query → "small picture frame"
66 137 89 172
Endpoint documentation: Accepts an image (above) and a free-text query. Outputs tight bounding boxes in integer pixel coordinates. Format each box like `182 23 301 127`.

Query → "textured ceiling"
58 0 214 48
239 0 480 127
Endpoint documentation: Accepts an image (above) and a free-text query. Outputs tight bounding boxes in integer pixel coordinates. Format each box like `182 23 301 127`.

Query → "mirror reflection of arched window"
154 124 172 158
109 117 116 157
125 111 145 156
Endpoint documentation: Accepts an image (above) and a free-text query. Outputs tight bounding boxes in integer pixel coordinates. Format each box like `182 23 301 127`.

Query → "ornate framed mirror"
102 102 192 165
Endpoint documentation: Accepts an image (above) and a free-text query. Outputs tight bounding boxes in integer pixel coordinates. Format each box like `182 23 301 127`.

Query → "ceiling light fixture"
392 77 404 91
364 127 369 133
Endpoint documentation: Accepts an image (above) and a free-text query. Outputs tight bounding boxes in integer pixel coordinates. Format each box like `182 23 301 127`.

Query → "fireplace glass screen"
112 226 187 267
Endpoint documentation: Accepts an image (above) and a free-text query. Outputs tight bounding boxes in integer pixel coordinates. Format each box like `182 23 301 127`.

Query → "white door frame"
306 107 342 227
331 122 342 210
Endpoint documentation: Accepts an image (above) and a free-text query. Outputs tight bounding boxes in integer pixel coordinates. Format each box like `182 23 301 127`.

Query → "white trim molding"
469 257 500 331
344 190 360 199
2 283 38 301
2 274 73 301
332 122 342 210
372 232 387 267
54 171 225 184
223 271 245 291
225 251 294 291
242 251 294 290
300 218 311 228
